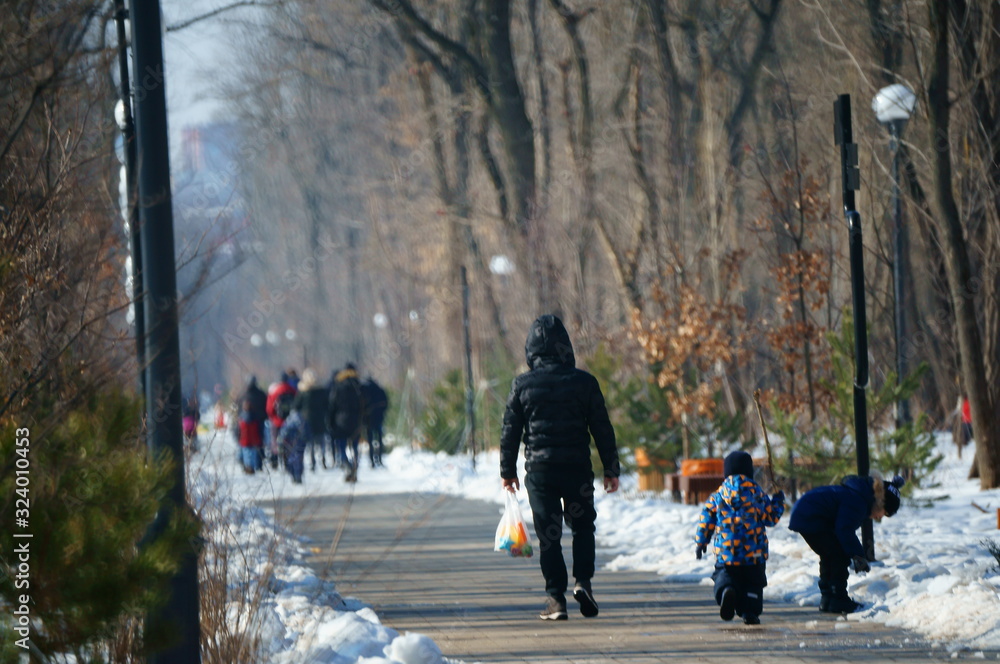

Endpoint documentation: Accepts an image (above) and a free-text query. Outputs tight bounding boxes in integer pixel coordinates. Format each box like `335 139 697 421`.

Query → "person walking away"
361 376 389 468
238 398 263 473
242 376 268 457
960 395 973 448
694 450 785 625
788 474 905 613
181 393 200 452
266 370 298 469
214 399 227 430
500 314 620 621
278 406 308 484
293 369 331 471
327 362 365 483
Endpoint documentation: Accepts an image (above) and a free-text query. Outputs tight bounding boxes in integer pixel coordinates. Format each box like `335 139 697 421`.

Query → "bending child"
277 408 308 484
694 450 785 625
788 474 904 614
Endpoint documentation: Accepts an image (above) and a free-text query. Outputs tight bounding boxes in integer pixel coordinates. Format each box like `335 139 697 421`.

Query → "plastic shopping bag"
494 491 534 558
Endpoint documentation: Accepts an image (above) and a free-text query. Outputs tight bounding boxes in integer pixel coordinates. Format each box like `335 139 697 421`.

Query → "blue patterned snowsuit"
277 411 308 483
695 474 785 618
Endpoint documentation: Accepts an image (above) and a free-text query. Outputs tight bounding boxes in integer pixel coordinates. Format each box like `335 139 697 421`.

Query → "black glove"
696 544 706 560
852 555 871 573
772 491 785 504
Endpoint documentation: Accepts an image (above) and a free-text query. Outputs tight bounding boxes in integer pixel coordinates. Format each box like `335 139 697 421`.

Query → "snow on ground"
189 426 1000 662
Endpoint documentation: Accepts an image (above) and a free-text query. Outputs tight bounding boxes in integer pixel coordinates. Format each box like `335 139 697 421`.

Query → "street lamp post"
113 0 146 398
873 84 917 428
127 0 202 660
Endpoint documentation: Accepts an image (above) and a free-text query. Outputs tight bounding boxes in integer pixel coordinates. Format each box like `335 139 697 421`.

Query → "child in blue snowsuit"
788 474 904 613
277 409 308 484
694 450 785 625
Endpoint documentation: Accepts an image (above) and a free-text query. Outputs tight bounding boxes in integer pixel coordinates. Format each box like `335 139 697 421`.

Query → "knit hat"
299 369 317 391
723 450 754 478
884 475 905 516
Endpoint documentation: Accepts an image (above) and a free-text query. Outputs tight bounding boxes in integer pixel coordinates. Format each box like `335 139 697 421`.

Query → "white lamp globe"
873 84 917 123
114 99 128 130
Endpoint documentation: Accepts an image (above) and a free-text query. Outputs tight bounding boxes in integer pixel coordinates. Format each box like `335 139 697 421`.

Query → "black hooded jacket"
499 314 619 479
327 366 364 439
243 377 267 424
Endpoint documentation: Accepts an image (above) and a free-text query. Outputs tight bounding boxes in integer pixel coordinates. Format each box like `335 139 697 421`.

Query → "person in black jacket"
361 377 389 468
242 376 268 470
327 362 365 482
292 369 330 471
500 314 620 621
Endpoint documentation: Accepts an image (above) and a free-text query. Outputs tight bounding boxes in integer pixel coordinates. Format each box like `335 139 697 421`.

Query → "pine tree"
0 388 199 661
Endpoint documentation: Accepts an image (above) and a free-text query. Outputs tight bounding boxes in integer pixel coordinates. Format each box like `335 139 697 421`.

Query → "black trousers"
367 425 384 466
525 469 597 598
800 530 851 597
713 563 767 617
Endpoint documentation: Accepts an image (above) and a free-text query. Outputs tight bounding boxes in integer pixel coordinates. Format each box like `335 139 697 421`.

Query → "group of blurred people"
235 363 388 484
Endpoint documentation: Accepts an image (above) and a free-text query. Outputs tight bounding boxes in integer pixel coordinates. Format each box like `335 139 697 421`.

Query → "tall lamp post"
872 84 917 428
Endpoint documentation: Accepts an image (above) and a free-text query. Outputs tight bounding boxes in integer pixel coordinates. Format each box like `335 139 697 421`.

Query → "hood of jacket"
718 474 753 512
335 367 359 383
841 474 875 506
525 314 575 370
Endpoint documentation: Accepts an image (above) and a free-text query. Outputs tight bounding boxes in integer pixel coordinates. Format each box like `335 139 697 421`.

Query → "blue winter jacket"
694 475 785 565
788 475 873 559
277 411 308 455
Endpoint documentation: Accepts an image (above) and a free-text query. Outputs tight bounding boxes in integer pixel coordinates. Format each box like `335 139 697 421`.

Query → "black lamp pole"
113 0 146 397
834 94 875 561
126 0 202 660
873 84 916 430
889 118 911 427
460 265 476 468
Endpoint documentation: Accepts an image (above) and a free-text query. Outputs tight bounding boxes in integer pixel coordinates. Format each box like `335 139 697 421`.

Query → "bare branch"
370 0 493 105
165 0 280 32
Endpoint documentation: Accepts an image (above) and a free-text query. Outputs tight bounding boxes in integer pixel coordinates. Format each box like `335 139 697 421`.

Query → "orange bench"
661 458 725 504
679 474 724 505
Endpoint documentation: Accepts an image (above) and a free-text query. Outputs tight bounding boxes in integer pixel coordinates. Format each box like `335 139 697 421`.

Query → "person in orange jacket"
960 395 973 447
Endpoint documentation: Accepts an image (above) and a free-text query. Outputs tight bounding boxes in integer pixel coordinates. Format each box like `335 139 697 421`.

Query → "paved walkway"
267 492 977 663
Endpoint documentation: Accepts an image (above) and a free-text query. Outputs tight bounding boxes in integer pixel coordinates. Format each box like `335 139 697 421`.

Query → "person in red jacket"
960 395 973 447
238 398 263 473
266 371 298 469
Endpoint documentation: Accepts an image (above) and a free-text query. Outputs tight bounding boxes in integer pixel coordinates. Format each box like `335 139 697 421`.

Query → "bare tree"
924 0 1000 486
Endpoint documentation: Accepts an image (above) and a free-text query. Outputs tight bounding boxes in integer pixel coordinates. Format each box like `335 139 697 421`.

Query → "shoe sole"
539 611 568 621
720 588 736 621
820 606 863 615
573 587 599 618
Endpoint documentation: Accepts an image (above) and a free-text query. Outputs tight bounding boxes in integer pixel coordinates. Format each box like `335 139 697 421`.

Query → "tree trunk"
927 0 1000 488
481 0 552 312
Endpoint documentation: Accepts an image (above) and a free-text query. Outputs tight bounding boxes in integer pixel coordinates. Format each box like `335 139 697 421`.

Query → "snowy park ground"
189 427 1000 663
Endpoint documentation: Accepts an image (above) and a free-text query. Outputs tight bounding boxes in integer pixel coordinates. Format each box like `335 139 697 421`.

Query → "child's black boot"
822 594 863 614
719 587 736 621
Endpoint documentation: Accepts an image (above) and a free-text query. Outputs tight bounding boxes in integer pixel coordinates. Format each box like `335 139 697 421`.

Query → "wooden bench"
665 472 681 502
679 474 724 505
637 470 666 492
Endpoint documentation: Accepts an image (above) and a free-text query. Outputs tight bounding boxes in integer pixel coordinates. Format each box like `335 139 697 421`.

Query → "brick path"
268 492 983 663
